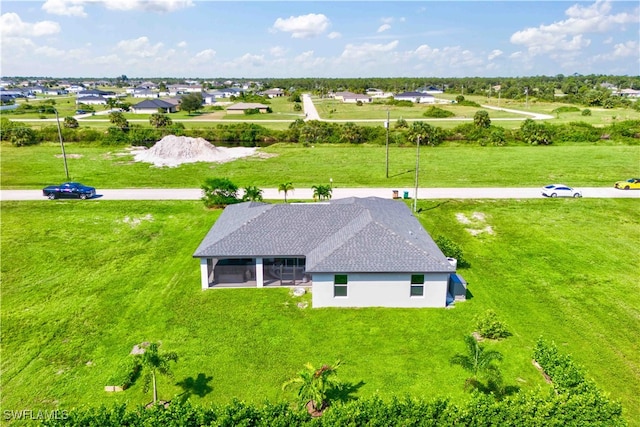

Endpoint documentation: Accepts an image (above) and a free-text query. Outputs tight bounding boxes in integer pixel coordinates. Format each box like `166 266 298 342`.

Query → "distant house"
394 91 436 104
263 88 285 98
78 89 116 98
131 99 177 114
76 95 107 105
193 197 466 308
226 102 269 114
201 92 217 105
342 93 372 103
332 91 355 101
132 89 159 98
614 88 640 98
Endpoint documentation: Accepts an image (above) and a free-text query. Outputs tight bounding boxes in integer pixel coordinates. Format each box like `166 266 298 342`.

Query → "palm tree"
450 335 502 391
242 185 263 202
139 342 178 405
312 184 332 201
278 182 294 203
282 361 341 414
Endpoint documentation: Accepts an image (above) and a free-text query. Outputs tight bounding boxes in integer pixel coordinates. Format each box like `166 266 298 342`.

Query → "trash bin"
403 191 409 199
392 190 399 199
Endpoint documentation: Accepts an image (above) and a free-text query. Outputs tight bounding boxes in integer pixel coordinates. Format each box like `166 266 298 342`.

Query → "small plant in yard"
450 335 503 394
278 182 294 203
435 236 468 268
201 177 239 208
242 185 263 202
475 310 511 340
138 342 178 405
282 360 342 416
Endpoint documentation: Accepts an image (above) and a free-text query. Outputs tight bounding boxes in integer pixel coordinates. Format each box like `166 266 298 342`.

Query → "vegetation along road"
1 187 638 201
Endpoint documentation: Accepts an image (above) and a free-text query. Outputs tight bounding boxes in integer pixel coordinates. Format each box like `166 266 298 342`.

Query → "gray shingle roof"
133 99 174 109
193 197 454 273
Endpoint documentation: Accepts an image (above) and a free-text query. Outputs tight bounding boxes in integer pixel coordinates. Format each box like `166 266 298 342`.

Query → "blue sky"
1 1 638 78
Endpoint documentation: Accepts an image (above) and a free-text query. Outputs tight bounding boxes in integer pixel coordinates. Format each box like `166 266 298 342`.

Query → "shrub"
201 177 239 208
423 106 454 118
581 109 592 116
435 236 468 267
475 310 511 339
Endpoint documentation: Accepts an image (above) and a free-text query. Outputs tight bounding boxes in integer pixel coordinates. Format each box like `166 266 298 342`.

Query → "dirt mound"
133 135 258 167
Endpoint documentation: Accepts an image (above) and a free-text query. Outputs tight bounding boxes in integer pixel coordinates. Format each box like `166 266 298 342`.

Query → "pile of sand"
133 135 258 167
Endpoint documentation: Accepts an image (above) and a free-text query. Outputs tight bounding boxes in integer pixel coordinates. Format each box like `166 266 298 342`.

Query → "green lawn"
1 199 638 423
2 143 639 189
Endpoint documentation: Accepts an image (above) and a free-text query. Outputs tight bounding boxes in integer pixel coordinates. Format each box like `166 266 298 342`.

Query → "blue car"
42 182 96 200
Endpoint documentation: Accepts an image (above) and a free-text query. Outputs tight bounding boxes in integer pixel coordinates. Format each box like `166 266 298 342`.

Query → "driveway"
2 187 638 201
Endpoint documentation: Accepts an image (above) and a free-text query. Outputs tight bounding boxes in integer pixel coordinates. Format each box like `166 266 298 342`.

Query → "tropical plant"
201 177 239 208
475 310 511 339
63 116 79 128
278 182 294 203
149 113 172 128
435 236 468 268
108 111 129 131
450 335 503 392
311 184 332 201
282 360 342 414
138 342 178 405
242 185 263 202
474 110 491 128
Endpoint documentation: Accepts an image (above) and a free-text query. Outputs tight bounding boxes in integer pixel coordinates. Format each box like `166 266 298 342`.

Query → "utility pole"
54 108 70 180
525 87 529 109
385 109 390 178
413 135 420 213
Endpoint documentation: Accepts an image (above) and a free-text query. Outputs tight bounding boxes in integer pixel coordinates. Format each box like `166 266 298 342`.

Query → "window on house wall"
410 274 424 297
334 274 348 297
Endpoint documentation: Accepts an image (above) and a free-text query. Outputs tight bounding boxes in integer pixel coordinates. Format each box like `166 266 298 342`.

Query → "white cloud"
224 53 266 69
510 0 638 56
42 0 194 16
34 45 66 57
377 24 391 33
270 46 287 57
1 13 61 37
42 0 87 17
611 40 639 58
116 36 164 58
341 40 399 60
328 31 341 39
103 0 194 13
177 41 187 48
488 49 503 60
272 13 330 38
190 48 216 64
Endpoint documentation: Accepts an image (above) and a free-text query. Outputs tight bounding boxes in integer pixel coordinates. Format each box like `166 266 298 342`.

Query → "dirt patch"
132 135 258 167
532 359 553 384
122 214 153 227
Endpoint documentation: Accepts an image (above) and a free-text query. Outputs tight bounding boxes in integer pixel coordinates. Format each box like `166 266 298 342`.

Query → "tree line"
2 114 639 148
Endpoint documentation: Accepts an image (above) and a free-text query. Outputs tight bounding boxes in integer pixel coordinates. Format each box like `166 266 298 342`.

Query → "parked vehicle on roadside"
614 178 640 190
42 182 96 200
541 184 582 198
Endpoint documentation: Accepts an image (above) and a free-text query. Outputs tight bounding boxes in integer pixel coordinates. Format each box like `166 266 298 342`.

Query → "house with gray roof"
131 99 177 114
193 197 464 308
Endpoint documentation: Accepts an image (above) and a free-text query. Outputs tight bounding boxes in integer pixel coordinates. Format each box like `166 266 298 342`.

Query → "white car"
541 184 582 198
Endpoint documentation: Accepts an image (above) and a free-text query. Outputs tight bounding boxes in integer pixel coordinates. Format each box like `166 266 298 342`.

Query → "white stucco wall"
311 272 449 308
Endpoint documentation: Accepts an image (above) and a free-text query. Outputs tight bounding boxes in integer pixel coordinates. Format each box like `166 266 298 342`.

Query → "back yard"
1 199 638 423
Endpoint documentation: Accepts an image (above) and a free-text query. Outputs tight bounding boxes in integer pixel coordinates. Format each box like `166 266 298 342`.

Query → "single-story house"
76 95 107 105
226 102 269 114
201 92 218 105
394 91 436 104
263 88 285 98
342 93 372 103
193 197 466 308
78 89 116 98
132 89 159 98
131 99 177 114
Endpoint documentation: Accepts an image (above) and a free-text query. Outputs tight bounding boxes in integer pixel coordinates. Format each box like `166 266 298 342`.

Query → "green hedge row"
2 117 639 148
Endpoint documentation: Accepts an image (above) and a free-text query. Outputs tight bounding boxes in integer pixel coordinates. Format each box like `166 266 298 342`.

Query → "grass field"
1 199 638 423
2 143 639 190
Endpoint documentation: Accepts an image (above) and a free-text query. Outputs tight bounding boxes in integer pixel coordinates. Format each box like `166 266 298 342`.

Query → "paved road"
2 187 638 201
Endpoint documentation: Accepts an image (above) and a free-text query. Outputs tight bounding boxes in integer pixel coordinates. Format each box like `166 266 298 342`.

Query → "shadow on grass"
175 373 214 399
326 380 366 404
